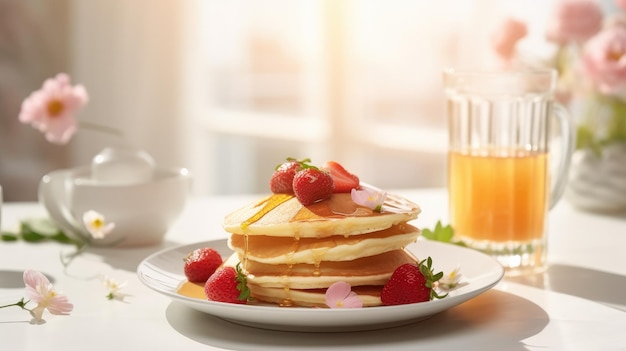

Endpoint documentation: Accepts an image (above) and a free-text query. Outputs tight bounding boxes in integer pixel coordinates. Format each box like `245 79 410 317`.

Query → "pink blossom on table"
545 0 603 45
18 73 88 144
581 26 626 94
325 281 362 308
491 17 528 63
82 210 115 240
351 187 386 212
23 269 73 323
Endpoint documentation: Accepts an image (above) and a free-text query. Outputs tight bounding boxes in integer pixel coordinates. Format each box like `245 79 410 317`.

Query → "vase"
565 95 626 213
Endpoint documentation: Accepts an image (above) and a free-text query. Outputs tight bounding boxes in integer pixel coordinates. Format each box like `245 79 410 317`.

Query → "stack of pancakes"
224 191 421 307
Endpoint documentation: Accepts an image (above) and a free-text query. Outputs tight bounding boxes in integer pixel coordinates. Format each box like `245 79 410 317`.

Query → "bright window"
194 0 555 194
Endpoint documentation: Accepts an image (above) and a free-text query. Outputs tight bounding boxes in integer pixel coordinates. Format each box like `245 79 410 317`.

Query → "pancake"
228 223 420 264
249 284 384 308
222 249 417 307
223 192 420 238
220 185 422 308
224 249 417 289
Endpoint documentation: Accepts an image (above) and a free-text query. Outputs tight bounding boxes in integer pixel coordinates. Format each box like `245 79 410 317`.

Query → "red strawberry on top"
184 247 223 283
380 257 447 306
292 167 335 205
204 264 250 304
323 161 360 193
270 158 311 194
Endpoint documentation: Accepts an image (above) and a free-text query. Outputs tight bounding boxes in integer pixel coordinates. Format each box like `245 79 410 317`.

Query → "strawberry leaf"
275 157 313 170
418 257 448 300
235 263 252 301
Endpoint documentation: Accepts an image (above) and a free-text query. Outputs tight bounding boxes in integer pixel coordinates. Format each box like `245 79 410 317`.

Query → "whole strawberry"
183 247 223 283
292 167 335 205
323 161 360 193
380 257 447 306
204 264 250 304
269 158 311 194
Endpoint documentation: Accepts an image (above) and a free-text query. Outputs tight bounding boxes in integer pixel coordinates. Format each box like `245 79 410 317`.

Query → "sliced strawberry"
269 158 311 194
292 168 335 205
183 247 223 283
204 265 249 304
323 161 360 193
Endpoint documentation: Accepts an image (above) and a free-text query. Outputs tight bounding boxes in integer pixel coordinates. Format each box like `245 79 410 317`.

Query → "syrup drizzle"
236 192 417 307
241 194 294 230
240 194 293 298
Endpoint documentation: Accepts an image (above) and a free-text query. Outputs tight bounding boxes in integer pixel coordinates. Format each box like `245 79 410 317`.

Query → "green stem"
60 242 90 268
0 298 30 311
78 121 124 138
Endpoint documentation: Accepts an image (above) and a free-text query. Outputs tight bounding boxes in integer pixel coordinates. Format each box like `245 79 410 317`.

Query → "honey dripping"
280 285 293 307
240 194 293 229
312 253 321 277
239 194 293 280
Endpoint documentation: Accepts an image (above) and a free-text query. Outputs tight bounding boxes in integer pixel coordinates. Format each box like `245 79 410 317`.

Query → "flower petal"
23 270 51 302
83 210 115 239
325 281 363 308
46 295 74 315
351 187 387 212
341 293 363 308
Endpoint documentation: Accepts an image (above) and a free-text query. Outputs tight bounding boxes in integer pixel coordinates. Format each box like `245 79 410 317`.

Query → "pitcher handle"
549 103 576 209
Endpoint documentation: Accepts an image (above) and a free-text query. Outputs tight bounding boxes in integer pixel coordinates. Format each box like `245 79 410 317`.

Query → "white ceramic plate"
137 239 504 332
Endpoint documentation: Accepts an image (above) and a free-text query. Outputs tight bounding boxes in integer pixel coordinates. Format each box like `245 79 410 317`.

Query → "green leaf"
21 218 61 237
421 221 467 247
417 257 448 301
50 232 80 245
1 232 19 241
20 230 47 242
3 217 83 246
421 221 453 242
235 263 252 301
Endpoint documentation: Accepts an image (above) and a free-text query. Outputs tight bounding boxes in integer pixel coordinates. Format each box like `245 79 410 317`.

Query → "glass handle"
549 103 575 209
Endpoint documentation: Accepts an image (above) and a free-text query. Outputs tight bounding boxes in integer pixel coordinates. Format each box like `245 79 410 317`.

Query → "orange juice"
448 149 548 243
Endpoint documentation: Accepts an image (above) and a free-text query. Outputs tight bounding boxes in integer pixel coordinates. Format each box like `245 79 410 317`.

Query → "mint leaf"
422 220 453 242
421 221 466 247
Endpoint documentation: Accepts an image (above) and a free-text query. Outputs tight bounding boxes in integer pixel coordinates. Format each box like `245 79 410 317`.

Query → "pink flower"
18 73 88 144
582 26 626 94
351 187 386 212
325 281 362 308
23 269 73 323
545 0 603 45
616 0 626 10
491 17 528 62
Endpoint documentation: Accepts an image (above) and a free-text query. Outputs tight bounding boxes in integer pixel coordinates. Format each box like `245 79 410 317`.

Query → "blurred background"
0 0 609 201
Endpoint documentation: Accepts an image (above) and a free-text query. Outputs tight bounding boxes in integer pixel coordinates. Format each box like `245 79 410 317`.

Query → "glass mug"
444 69 574 275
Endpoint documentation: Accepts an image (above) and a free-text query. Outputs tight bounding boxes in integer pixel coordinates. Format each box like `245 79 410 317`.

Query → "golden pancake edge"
223 192 421 238
228 223 420 264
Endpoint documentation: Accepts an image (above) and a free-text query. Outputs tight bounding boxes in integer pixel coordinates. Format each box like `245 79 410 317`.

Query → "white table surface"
1 188 625 351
